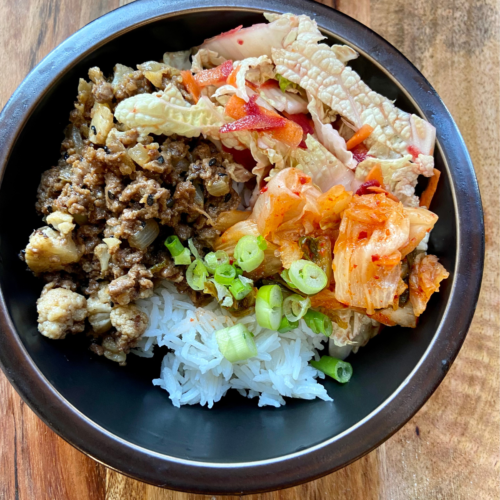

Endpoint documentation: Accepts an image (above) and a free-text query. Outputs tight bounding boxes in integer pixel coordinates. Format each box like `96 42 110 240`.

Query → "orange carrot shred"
419 169 441 208
346 124 374 150
367 186 400 203
227 67 240 87
365 163 384 186
180 70 201 103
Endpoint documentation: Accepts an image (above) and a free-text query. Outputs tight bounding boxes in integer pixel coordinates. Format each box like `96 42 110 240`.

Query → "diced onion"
289 260 328 295
234 235 265 272
255 285 283 331
310 356 353 383
283 294 311 323
215 324 258 363
128 219 159 250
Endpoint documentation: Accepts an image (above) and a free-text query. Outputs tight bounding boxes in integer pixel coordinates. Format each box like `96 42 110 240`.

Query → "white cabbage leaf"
191 49 226 73
198 13 317 60
271 13 436 158
163 50 192 70
307 92 356 169
291 135 354 192
355 154 434 207
259 82 308 114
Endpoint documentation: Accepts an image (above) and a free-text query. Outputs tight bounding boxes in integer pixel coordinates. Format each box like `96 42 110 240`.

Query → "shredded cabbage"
292 135 354 192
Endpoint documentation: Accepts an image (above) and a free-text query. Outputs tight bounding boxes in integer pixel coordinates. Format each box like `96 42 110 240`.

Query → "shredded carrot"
346 124 374 150
365 163 384 186
419 169 441 208
367 185 400 203
226 66 240 87
180 70 201 103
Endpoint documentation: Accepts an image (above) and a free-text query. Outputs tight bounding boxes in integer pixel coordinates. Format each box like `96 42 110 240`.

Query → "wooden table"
1 0 498 498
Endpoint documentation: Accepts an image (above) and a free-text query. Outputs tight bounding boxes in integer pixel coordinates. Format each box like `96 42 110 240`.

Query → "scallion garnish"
257 235 268 250
283 294 311 323
303 309 333 337
187 238 203 262
280 269 298 289
174 247 192 265
288 260 328 295
215 324 258 363
214 264 236 285
204 250 229 274
234 235 265 272
255 284 283 330
186 259 208 291
310 356 353 383
278 316 299 333
165 235 185 257
229 278 253 301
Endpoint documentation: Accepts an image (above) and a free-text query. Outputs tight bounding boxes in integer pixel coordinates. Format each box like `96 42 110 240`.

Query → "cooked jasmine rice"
133 281 332 408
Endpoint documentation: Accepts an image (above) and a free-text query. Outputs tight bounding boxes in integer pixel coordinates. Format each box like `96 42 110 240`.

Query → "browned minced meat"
28 63 250 356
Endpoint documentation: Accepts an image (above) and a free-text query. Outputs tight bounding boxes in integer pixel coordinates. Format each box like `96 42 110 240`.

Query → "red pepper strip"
244 94 260 115
220 114 287 133
222 145 256 171
355 180 380 195
351 143 369 164
194 60 233 87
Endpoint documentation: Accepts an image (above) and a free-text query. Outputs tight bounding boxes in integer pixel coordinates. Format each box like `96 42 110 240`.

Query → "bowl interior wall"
0 10 455 463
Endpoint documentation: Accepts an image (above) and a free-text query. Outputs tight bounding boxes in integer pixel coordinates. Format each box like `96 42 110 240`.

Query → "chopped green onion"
234 235 265 272
256 284 283 330
214 264 236 285
280 269 298 289
283 294 311 323
186 259 208 291
310 356 353 383
303 309 333 337
187 238 202 262
289 260 328 295
234 265 243 276
204 250 229 273
278 316 299 333
174 247 192 265
165 235 185 257
257 235 268 250
229 278 253 301
276 74 299 93
215 324 258 363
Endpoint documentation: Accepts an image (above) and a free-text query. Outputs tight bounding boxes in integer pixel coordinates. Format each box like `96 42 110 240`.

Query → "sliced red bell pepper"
194 60 233 87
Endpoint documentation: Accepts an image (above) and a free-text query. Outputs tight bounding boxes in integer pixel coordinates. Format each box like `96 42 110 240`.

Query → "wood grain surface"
0 0 499 498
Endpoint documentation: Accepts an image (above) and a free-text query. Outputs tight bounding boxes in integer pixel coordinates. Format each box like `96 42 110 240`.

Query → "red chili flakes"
237 39 244 45
358 231 368 240
371 254 380 262
356 180 380 196
260 185 268 193
374 276 380 280
190 318 194 322
299 177 307 185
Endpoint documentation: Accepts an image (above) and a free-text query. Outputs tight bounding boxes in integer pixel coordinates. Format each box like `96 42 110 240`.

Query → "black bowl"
0 0 484 494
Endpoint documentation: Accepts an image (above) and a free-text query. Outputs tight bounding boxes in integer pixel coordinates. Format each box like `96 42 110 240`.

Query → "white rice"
133 281 332 408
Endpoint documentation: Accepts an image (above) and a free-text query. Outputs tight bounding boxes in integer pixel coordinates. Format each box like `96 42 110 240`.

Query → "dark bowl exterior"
0 0 484 494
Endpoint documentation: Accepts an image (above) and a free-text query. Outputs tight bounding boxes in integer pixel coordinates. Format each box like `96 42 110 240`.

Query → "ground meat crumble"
24 63 251 364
